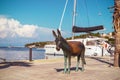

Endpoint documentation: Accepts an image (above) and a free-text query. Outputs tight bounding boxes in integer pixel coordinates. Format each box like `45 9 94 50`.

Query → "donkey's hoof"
63 71 67 74
75 69 79 72
63 70 67 74
81 68 85 72
63 70 70 74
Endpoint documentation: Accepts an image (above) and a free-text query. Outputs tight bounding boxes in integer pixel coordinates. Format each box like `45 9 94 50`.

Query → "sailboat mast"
59 0 68 31
72 0 77 39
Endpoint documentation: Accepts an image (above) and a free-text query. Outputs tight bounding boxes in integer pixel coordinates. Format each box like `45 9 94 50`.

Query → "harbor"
0 0 120 80
0 47 45 62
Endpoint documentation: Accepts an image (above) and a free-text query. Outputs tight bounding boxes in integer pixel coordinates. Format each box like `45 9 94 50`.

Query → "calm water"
0 47 45 61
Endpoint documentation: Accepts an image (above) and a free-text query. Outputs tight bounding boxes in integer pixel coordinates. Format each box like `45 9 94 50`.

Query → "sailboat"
44 0 111 56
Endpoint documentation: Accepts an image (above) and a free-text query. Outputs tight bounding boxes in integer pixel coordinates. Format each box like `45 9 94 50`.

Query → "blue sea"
0 47 45 61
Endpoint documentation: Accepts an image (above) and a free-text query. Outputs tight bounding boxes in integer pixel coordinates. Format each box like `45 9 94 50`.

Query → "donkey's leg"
81 58 85 71
76 55 80 72
68 55 71 74
64 55 67 73
81 54 85 71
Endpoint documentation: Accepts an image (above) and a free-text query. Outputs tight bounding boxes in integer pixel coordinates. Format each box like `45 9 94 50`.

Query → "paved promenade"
0 56 120 80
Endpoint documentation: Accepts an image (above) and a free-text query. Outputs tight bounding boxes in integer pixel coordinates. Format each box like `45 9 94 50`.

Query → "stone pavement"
0 56 120 80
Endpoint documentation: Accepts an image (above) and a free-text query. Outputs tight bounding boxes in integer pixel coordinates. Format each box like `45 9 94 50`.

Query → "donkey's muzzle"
56 47 60 51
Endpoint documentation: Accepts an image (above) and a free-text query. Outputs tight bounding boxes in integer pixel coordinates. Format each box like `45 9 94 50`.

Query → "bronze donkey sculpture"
52 29 86 73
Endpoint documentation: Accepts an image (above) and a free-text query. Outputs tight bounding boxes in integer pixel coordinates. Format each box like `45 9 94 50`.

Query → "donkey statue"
52 29 86 73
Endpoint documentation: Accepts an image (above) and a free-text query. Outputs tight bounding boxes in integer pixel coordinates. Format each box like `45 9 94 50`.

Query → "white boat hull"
44 38 113 56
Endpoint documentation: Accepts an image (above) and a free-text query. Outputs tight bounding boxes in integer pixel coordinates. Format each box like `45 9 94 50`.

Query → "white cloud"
0 17 20 38
15 24 38 38
0 17 55 46
0 17 54 39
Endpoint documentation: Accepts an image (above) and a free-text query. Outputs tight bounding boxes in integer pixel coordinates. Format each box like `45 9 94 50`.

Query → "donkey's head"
52 29 63 51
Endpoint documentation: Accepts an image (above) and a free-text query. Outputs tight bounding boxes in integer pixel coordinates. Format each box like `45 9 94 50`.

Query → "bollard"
29 48 32 61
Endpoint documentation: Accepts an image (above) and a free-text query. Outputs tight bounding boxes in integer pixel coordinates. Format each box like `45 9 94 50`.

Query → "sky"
0 0 114 47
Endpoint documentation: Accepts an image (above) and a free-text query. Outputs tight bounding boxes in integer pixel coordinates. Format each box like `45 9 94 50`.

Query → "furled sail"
72 25 104 33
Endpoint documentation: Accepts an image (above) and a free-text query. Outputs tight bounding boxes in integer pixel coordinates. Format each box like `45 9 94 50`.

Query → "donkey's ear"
52 30 57 38
57 29 61 36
